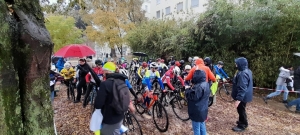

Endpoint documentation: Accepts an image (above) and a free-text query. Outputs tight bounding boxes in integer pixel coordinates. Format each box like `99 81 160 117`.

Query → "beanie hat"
64 62 71 69
103 62 116 72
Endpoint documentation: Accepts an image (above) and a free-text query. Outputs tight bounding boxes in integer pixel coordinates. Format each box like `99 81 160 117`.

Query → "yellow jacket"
137 66 147 78
60 67 75 80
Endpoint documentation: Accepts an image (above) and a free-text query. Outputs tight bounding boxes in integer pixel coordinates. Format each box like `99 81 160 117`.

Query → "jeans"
266 85 289 100
101 120 122 135
237 101 248 128
50 85 55 104
192 121 206 135
287 98 300 111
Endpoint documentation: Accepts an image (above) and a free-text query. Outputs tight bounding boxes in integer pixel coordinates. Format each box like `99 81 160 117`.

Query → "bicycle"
123 110 143 135
67 79 76 102
208 79 234 107
135 89 169 132
83 82 97 115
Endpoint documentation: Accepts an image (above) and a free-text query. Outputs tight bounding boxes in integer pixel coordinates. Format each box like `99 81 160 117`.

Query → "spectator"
185 58 216 135
56 58 65 72
93 62 132 134
231 57 253 132
50 67 60 104
285 66 300 113
74 59 90 103
263 66 293 103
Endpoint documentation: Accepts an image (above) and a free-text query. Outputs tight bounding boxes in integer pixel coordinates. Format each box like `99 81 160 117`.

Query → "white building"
142 0 208 20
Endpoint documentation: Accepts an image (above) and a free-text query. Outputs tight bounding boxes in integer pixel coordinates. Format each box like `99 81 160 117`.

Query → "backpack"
107 78 130 114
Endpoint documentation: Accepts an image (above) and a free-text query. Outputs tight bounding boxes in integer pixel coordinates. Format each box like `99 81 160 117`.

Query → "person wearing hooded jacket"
56 58 65 72
74 59 91 103
231 57 253 132
263 66 293 103
285 66 300 113
185 58 216 135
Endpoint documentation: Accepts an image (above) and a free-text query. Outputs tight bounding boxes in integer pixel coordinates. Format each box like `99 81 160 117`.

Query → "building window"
156 10 160 18
191 0 199 7
177 2 183 12
145 5 148 13
156 0 161 5
165 6 171 15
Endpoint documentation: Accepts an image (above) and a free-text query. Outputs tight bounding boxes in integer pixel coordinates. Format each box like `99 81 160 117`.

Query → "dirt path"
54 84 300 135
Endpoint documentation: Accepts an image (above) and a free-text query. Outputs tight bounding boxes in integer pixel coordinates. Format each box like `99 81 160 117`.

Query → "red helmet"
161 59 165 62
142 62 148 67
175 61 181 67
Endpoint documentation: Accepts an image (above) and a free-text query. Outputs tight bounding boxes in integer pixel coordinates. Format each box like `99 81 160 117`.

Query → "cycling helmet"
142 62 148 68
119 69 129 77
64 62 71 69
170 60 175 66
175 61 181 67
95 59 103 65
179 60 185 65
173 66 181 75
185 65 191 70
218 61 224 65
204 57 212 65
188 57 193 62
150 62 157 68
193 56 199 61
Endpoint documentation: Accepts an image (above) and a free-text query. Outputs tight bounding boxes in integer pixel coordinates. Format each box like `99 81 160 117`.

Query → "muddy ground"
53 83 300 135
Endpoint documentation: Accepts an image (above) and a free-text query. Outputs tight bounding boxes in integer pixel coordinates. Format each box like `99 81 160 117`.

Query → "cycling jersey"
162 68 185 90
214 65 229 79
137 66 147 78
142 70 164 91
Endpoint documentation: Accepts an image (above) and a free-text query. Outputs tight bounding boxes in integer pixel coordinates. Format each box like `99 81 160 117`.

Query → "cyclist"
162 66 185 91
119 68 138 100
141 62 164 115
204 57 215 74
60 62 76 100
214 61 229 82
181 65 192 86
136 62 148 86
130 58 139 74
157 59 168 76
179 60 185 71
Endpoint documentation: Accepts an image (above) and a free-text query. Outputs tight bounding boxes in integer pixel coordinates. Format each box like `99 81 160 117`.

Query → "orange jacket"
185 58 216 82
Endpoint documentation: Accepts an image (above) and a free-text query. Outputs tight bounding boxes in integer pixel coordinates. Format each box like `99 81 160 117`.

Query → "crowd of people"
49 55 300 135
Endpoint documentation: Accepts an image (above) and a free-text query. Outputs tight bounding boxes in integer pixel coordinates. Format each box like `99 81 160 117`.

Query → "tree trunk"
0 0 54 134
111 47 117 58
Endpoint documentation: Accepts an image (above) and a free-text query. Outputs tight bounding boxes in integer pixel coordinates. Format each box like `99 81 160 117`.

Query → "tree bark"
0 0 54 134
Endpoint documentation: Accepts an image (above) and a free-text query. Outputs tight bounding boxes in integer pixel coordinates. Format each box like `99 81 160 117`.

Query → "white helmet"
193 56 199 61
185 65 191 70
64 62 71 69
150 62 158 68
173 66 181 75
119 69 129 77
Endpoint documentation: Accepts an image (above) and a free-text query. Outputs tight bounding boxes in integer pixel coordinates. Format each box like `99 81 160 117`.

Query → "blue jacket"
125 79 132 89
231 57 253 103
56 58 65 72
214 65 229 79
185 69 210 122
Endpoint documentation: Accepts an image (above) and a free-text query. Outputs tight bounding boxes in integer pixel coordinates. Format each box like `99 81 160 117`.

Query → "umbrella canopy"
54 44 96 58
294 53 300 57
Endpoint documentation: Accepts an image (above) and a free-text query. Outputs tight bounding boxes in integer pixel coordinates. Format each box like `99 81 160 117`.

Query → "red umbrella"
54 44 96 57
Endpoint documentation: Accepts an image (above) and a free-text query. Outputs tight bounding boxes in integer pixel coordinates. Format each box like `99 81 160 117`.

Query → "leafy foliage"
127 0 300 87
45 15 83 52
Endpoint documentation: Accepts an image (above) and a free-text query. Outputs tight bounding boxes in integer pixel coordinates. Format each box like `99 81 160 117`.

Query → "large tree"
0 0 54 134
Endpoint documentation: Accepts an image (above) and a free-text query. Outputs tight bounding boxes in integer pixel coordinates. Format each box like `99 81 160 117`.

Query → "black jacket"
77 63 89 80
294 66 300 90
94 73 127 124
231 57 253 103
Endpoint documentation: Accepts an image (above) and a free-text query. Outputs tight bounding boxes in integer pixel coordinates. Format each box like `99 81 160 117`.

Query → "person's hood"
279 67 290 72
235 57 248 71
106 73 128 80
195 58 204 66
168 66 174 72
58 58 64 62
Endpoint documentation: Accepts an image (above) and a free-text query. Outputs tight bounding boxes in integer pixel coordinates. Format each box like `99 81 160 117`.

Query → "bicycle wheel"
170 96 189 121
134 92 145 115
90 91 96 115
218 85 234 102
124 113 143 135
70 84 76 102
152 102 169 132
